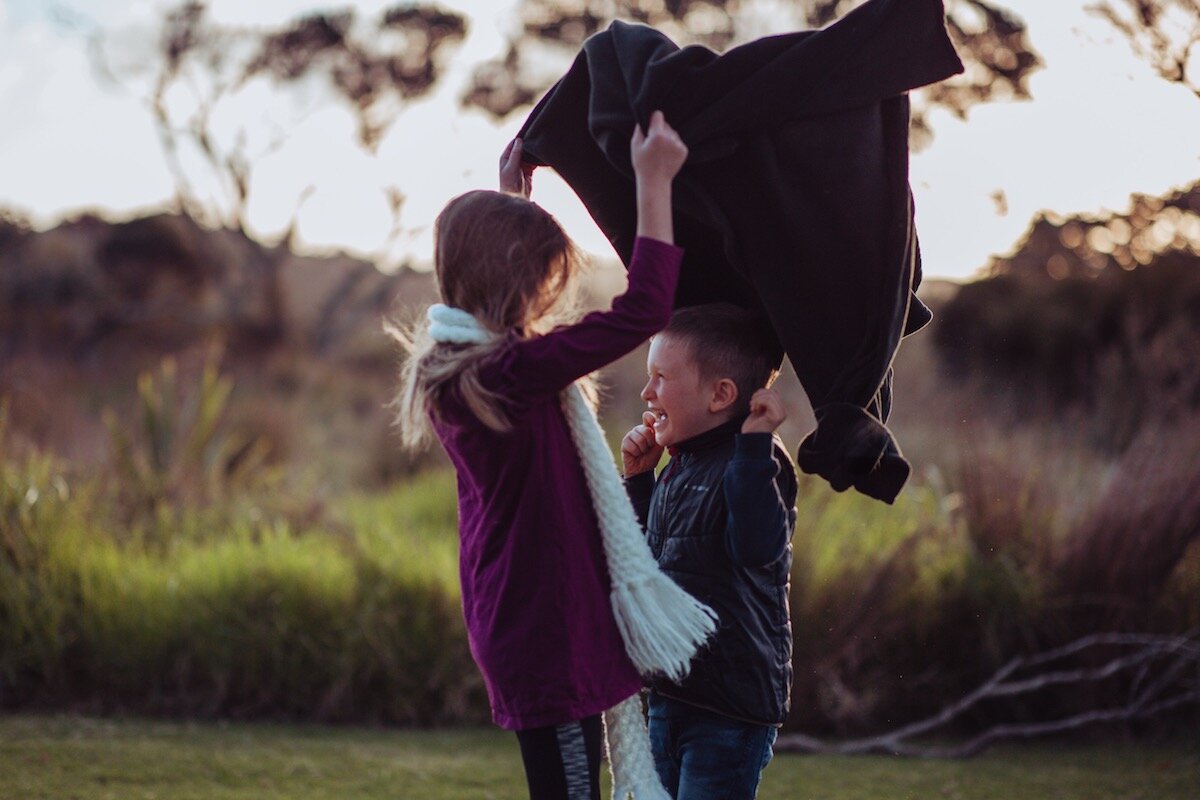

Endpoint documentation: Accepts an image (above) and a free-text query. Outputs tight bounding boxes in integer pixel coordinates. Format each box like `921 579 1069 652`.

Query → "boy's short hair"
661 303 783 411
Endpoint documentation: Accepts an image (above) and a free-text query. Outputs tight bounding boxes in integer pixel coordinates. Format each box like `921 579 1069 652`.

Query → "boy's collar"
667 413 749 456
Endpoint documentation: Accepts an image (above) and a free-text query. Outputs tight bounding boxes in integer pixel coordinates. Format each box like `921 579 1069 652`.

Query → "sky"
0 0 1198 280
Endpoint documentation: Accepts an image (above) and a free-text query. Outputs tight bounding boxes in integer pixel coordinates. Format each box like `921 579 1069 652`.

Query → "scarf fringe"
560 386 717 680
611 577 718 682
604 696 672 800
428 304 711 800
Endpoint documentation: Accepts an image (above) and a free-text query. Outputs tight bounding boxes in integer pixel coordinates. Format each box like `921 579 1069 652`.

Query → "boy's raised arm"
724 435 796 567
724 389 797 567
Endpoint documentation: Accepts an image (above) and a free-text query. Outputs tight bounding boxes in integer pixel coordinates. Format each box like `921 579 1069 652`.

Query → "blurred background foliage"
1 0 1198 738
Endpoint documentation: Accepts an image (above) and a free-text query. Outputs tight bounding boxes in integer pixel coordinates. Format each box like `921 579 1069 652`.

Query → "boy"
621 302 798 800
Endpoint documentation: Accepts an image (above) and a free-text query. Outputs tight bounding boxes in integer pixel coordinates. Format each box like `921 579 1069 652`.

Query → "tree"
107 1 1197 234
1092 0 1200 100
92 2 466 347
462 0 1044 146
100 2 466 235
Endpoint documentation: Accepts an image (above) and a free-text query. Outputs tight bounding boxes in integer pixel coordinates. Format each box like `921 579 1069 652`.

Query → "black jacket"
625 418 798 726
518 0 964 503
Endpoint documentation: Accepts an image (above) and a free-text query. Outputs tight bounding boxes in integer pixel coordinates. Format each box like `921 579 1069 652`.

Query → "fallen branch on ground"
775 630 1200 758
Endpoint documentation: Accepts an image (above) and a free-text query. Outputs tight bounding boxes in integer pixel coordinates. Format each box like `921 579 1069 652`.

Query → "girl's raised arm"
500 112 689 399
632 110 687 244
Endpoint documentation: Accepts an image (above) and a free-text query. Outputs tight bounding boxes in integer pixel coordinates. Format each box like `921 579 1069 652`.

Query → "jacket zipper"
651 455 683 559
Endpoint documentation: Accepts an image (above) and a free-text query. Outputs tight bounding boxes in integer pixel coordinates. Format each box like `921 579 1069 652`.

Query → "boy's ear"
709 378 739 414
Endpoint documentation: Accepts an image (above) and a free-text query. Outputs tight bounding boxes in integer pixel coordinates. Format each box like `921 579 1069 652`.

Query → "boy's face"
641 334 733 449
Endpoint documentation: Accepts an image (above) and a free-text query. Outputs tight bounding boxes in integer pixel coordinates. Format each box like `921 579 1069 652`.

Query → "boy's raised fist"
742 388 787 435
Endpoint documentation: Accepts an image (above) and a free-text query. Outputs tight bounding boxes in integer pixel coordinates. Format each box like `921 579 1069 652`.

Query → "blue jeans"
647 692 777 800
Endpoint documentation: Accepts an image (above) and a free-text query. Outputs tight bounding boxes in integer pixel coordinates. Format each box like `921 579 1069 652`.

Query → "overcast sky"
1 0 1198 280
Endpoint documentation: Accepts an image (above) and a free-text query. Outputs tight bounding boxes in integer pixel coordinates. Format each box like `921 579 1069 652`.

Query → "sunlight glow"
0 0 1197 281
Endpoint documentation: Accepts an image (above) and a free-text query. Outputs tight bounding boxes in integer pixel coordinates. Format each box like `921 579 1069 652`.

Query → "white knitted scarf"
427 303 718 800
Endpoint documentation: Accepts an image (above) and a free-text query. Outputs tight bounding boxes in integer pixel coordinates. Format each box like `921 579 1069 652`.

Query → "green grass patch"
3 436 1197 732
1 715 1197 800
1 458 479 724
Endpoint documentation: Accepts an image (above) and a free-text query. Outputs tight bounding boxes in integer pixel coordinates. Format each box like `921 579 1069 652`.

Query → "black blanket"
517 0 963 503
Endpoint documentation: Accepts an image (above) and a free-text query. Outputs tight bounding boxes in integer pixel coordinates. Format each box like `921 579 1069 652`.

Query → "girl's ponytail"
391 320 510 450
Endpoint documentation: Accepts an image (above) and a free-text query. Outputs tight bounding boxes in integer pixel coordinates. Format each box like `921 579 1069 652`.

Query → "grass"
4 435 1198 730
0 457 481 725
1 715 1197 800
2 350 1198 732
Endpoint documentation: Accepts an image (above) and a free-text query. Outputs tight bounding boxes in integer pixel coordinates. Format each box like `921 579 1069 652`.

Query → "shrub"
933 250 1200 451
0 459 484 725
3 338 1198 736
787 410 1199 735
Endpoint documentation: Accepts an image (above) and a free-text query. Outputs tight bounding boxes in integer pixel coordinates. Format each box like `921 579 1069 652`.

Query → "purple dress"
432 236 683 730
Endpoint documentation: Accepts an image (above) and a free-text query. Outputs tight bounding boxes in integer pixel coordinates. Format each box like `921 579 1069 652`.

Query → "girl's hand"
622 411 665 476
499 138 534 198
631 111 686 242
631 111 687 186
742 388 787 435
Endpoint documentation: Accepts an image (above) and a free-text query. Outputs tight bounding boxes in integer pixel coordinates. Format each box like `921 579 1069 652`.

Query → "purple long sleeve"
490 236 683 400
432 235 682 731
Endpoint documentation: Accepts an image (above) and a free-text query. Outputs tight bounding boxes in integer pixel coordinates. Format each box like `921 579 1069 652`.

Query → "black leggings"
515 715 604 800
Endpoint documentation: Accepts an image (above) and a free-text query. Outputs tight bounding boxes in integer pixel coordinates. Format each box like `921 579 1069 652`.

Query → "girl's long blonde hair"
393 190 584 448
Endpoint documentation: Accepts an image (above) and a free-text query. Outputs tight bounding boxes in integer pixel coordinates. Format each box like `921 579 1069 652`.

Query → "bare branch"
1090 0 1200 99
776 631 1200 758
462 0 1043 137
100 1 466 236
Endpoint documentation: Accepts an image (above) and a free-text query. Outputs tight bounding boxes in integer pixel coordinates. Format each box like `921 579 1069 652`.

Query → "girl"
396 112 710 800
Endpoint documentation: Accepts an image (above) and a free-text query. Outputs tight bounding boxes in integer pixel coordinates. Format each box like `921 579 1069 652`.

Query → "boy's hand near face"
742 388 786 435
622 411 665 476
